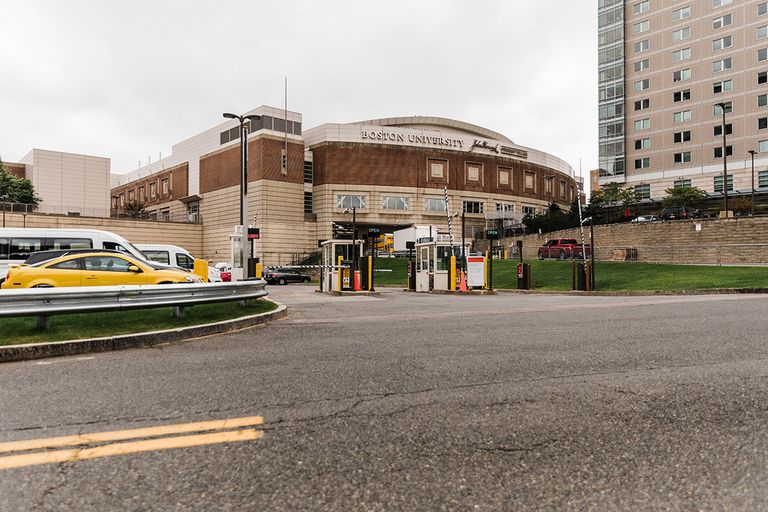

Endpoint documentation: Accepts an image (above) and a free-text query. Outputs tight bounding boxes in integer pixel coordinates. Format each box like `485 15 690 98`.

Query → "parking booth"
228 227 261 281
319 239 364 293
414 235 463 293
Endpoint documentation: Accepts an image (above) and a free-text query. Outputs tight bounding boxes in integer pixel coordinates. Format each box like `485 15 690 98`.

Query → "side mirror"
128 265 141 273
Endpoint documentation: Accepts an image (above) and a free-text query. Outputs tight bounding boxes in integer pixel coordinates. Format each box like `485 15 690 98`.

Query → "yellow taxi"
0 251 203 289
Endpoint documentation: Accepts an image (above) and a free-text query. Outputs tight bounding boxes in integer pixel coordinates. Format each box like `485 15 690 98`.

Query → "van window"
0 238 7 259
102 241 130 254
143 250 171 265
176 253 194 270
50 238 91 250
10 238 44 260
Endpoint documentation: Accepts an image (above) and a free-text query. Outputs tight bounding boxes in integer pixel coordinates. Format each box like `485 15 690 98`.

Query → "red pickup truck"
537 238 590 260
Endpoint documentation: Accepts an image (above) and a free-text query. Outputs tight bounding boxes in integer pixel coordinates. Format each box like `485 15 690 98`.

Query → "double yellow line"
0 416 264 470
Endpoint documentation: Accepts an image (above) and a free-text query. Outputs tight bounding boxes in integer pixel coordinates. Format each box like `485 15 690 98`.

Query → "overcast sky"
1 1 598 186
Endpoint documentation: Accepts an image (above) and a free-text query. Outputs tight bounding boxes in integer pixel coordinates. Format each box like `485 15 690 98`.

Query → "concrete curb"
495 288 768 296
0 302 288 364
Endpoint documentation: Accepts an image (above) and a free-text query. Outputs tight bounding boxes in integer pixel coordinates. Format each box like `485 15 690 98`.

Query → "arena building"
110 106 580 265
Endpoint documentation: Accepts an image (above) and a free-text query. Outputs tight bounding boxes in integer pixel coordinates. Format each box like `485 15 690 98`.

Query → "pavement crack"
31 462 70 511
477 438 563 455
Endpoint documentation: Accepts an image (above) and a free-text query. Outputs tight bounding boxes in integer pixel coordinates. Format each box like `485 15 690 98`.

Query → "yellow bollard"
337 255 343 291
193 258 209 283
255 262 263 279
449 255 456 291
368 256 373 291
484 251 489 289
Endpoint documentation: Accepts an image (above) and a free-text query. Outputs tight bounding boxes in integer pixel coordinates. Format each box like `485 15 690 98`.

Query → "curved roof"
355 116 513 144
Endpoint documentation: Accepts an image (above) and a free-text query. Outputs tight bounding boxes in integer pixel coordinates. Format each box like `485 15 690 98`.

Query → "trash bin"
572 261 591 291
517 263 531 290
247 257 260 279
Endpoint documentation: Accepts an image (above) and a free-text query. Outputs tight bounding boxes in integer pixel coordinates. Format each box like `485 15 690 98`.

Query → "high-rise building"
599 0 768 203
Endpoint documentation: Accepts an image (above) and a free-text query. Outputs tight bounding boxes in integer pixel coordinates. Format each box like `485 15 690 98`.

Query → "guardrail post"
173 306 186 318
37 316 49 331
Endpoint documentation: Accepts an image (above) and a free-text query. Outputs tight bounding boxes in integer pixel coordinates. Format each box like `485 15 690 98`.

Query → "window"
714 124 733 136
714 146 734 158
760 117 768 129
673 110 692 123
634 157 651 169
161 178 169 195
522 206 536 216
759 170 768 188
760 140 768 152
672 27 691 41
634 20 650 33
760 71 768 84
672 48 691 62
336 195 366 209
761 94 768 107
142 250 171 265
219 126 240 145
498 167 511 187
713 0 732 7
674 130 691 143
127 190 135 202
424 198 447 212
634 118 651 131
673 68 692 82
176 254 194 270
138 186 145 201
428 159 446 180
713 58 732 72
495 203 514 213
84 256 133 273
760 49 768 62
761 2 768 16
149 182 157 198
463 201 484 214
714 174 734 192
466 163 482 183
634 40 650 53
759 26 768 39
524 172 536 190
544 176 553 193
713 79 732 93
714 102 732 115
304 160 313 184
635 183 650 199
712 36 732 51
119 193 125 206
673 6 691 21
559 181 566 199
634 79 650 91
713 14 732 29
674 151 692 163
633 1 649 14
635 137 651 149
634 98 650 110
50 258 81 271
674 179 692 188
634 59 650 71
304 191 313 214
673 89 691 102
382 196 409 210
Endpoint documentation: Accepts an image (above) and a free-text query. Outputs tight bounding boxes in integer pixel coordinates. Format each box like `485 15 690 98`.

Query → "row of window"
334 196 551 215
633 142 768 170
632 0 762 34
113 178 170 208
632 173 768 197
635 50 768 78
219 116 303 146
634 101 768 133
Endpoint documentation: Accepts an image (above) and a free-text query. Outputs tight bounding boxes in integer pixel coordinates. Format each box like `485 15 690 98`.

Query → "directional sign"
486 228 500 240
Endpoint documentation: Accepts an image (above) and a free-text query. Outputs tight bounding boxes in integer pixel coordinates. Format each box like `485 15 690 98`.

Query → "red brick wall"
4 162 26 178
111 163 188 206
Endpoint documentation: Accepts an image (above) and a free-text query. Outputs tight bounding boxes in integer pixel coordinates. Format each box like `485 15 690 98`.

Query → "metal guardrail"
0 280 268 329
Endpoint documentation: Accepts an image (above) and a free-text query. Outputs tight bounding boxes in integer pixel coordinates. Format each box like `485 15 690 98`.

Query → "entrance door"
416 245 431 292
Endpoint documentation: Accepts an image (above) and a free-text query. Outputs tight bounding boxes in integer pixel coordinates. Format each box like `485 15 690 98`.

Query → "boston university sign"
359 128 527 159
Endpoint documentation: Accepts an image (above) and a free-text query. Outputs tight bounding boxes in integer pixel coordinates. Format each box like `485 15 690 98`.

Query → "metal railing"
0 280 268 329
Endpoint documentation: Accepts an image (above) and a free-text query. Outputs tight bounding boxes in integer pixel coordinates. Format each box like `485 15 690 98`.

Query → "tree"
522 202 580 234
121 200 148 219
661 186 708 208
0 160 41 205
588 182 640 223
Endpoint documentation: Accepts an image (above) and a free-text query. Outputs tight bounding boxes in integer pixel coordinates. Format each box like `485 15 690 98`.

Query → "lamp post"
0 194 8 228
223 112 261 279
749 149 757 216
716 102 729 217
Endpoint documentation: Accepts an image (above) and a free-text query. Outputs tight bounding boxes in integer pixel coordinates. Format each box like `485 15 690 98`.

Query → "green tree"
588 182 640 223
121 200 148 219
661 186 708 208
0 160 41 205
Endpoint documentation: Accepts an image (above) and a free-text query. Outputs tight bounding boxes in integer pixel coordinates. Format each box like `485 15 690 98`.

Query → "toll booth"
414 235 466 293
229 226 261 280
320 239 363 293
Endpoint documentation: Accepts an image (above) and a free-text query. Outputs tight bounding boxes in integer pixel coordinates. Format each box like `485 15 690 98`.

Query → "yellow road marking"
0 416 263 454
0 429 262 470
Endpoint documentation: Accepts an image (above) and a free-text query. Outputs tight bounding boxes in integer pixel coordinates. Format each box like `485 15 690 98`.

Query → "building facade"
599 0 768 202
110 108 579 265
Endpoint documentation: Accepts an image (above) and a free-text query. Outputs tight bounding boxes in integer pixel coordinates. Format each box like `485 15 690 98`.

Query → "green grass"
373 257 768 292
0 299 278 346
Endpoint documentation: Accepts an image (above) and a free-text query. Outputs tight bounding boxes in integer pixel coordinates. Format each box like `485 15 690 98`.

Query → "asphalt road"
2 286 768 511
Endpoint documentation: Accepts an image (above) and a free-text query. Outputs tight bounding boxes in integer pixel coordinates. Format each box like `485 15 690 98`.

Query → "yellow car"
1 251 203 289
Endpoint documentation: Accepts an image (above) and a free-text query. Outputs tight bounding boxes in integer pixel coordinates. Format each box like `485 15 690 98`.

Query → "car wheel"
558 250 567 261
537 250 545 260
278 278 286 285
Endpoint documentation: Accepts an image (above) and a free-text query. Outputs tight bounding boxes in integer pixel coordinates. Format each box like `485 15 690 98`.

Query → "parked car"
214 262 232 282
537 239 590 260
136 244 219 283
1 251 202 289
631 215 659 223
265 268 311 285
660 206 699 220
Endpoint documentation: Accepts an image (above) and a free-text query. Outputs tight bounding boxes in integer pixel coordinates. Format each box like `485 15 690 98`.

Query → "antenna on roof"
160 152 164 170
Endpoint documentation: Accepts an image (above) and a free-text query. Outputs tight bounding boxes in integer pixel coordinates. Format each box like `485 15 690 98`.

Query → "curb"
494 288 768 296
0 303 288 364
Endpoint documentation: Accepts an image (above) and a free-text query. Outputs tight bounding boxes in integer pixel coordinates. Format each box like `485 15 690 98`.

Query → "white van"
0 228 152 281
136 244 221 283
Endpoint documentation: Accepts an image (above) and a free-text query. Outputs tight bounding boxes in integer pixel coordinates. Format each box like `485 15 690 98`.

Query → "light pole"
749 149 757 216
0 194 8 228
223 112 261 279
716 102 729 217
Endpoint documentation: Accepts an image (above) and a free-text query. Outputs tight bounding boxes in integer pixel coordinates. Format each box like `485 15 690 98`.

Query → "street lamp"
749 149 757 216
223 112 261 279
716 102 729 217
0 194 8 228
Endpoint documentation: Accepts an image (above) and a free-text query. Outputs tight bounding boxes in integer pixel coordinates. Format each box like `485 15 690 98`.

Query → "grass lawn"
373 257 768 292
0 299 278 346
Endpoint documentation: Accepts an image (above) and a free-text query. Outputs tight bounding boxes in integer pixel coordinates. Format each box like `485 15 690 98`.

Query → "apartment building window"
524 171 536 190
673 48 691 62
149 182 156 198
759 26 768 39
635 183 651 200
634 98 650 110
713 36 732 52
673 89 691 102
713 0 732 7
714 146 733 158
634 20 650 33
760 94 768 107
761 3 768 16
673 68 692 81
714 175 734 192
713 58 733 72
713 79 732 93
673 6 691 21
303 192 313 214
760 117 768 129
760 49 768 62
674 179 692 188
674 130 691 143
714 124 732 136
633 0 649 14
635 137 651 149
713 14 732 29
424 198 447 212
672 27 691 41
760 140 768 153
673 110 692 123
634 79 650 91
336 195 366 209
462 201 484 214
760 71 768 84
714 102 732 114
634 118 651 131
381 196 410 211
634 40 650 53
634 157 651 169
674 152 692 164
634 58 650 72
